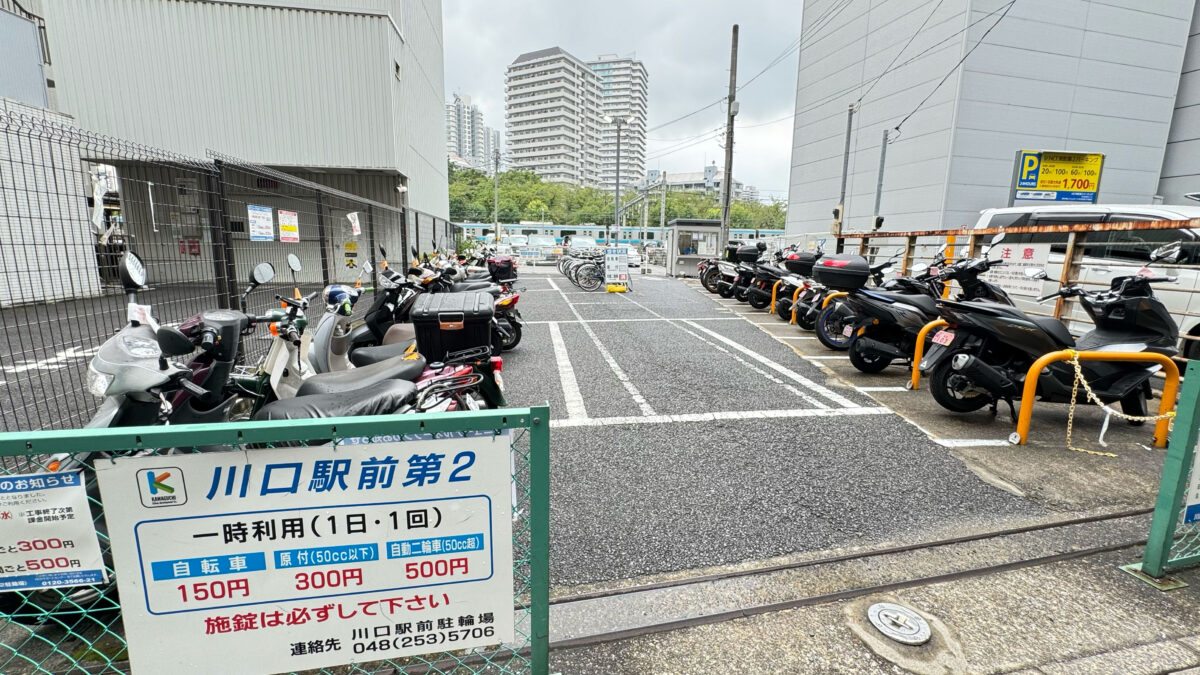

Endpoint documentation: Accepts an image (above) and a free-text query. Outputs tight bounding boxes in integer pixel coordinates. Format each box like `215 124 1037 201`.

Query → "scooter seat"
351 340 418 368
253 379 416 420
296 354 428 396
1031 316 1075 348
451 281 496 293
463 272 491 281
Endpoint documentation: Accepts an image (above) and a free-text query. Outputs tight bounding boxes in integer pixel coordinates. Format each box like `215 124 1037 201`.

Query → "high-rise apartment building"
505 47 604 185
589 54 648 190
446 93 500 173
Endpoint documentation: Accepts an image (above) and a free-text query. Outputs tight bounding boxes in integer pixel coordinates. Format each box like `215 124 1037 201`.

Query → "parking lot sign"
1011 150 1104 204
605 248 629 285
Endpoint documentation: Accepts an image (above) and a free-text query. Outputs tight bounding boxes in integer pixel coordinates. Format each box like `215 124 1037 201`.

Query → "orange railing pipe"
769 280 782 314
1013 350 1180 448
908 319 948 390
821 291 847 309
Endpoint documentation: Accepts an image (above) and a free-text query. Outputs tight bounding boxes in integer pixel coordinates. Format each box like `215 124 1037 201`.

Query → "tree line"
448 164 785 229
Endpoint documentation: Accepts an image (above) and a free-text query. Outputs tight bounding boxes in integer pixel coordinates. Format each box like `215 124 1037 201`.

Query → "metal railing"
0 408 550 674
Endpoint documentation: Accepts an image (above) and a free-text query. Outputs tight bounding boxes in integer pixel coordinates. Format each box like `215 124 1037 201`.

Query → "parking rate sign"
95 435 514 675
605 248 629 284
0 472 107 591
1013 151 1104 203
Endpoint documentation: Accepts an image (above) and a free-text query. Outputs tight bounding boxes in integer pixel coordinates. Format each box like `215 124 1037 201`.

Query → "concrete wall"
1160 4 1200 203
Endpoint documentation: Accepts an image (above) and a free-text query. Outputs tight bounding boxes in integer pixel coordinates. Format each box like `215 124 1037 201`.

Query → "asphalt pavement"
501 271 1043 588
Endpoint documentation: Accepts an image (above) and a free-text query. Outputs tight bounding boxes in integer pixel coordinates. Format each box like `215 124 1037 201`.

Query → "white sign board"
347 212 362 237
1186 436 1200 524
278 210 300 243
248 205 274 242
0 472 107 591
982 243 1051 297
96 435 514 675
604 248 629 284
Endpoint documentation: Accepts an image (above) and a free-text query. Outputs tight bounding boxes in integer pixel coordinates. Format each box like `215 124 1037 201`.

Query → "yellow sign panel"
344 241 358 268
1014 150 1104 203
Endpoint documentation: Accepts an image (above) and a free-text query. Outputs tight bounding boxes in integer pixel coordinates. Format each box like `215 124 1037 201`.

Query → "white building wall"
787 0 1194 235
1160 3 1200 203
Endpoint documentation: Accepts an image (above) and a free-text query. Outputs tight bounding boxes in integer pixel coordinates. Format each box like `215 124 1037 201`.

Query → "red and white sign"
278 210 300 243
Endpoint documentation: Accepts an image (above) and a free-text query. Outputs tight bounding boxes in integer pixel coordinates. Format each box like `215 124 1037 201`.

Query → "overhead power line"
855 0 946 105
893 0 1016 132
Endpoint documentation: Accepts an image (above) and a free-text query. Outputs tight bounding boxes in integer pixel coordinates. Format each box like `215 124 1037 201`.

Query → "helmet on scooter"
323 284 359 316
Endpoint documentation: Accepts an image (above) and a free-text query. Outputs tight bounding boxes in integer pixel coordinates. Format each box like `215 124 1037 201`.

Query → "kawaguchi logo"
138 467 187 507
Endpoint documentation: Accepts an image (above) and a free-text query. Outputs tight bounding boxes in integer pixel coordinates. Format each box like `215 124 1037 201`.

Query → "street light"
604 115 636 246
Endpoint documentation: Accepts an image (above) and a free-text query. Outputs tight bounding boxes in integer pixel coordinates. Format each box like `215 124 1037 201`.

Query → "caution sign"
344 242 357 269
1013 150 1104 203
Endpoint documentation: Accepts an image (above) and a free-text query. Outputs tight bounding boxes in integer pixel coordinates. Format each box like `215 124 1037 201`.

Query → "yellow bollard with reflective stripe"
769 280 782 314
909 319 949 391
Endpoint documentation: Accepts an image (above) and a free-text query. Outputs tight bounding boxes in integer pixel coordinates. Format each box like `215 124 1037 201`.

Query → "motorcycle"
810 254 902 351
918 241 1183 422
716 242 767 301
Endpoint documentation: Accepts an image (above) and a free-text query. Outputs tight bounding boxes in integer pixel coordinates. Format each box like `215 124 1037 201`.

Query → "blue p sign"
1017 152 1040 188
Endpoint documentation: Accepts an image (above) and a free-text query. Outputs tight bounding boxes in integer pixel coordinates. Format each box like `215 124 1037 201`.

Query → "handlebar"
199 328 217 352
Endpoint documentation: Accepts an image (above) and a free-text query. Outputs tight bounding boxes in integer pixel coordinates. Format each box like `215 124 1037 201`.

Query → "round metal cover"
867 603 931 645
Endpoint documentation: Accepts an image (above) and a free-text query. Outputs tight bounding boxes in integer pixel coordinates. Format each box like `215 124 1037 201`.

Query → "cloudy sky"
443 0 805 201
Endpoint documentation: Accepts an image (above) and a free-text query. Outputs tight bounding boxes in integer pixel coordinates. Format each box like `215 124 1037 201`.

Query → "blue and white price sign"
605 247 629 284
0 471 107 590
96 434 514 675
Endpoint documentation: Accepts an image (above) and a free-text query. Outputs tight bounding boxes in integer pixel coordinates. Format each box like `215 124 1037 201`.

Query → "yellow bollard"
769 280 782 314
821 291 847 309
1012 350 1179 448
789 287 803 325
909 319 949 390
606 284 627 293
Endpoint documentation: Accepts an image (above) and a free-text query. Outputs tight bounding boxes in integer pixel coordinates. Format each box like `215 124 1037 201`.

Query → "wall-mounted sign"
248 205 274 241
278 210 299 243
1011 151 1104 203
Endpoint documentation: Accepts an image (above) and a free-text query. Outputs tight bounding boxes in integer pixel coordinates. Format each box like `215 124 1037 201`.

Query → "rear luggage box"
784 251 820 276
411 292 495 361
736 244 762 263
812 255 871 291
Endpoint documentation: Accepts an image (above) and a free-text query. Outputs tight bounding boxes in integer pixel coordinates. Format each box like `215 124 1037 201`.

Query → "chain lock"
1063 350 1174 457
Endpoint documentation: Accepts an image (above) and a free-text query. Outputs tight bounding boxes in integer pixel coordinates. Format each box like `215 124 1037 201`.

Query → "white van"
972 204 1200 357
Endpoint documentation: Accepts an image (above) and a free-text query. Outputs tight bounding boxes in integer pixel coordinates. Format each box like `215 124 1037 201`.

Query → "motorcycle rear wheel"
929 356 991 413
748 291 771 310
718 283 735 299
815 305 854 351
701 267 721 294
500 322 522 350
849 339 892 374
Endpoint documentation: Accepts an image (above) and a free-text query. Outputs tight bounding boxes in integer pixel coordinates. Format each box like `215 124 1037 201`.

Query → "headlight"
86 364 113 398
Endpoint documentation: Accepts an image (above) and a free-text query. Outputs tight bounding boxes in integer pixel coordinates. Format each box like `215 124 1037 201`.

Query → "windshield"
570 238 598 248
529 235 556 247
509 235 529 246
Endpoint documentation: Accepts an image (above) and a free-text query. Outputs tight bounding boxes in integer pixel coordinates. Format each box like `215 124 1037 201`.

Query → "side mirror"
1150 241 1182 264
250 262 276 286
361 262 373 274
936 243 948 255
1024 267 1048 280
990 232 1006 246
287 253 302 272
379 246 388 259
156 326 194 357
411 244 419 258
119 251 148 290
911 263 929 274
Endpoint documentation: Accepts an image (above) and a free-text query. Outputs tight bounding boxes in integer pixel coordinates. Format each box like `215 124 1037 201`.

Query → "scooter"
918 241 1183 423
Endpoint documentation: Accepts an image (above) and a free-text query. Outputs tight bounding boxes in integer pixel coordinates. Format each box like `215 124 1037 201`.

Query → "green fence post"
1142 360 1200 577
529 405 551 675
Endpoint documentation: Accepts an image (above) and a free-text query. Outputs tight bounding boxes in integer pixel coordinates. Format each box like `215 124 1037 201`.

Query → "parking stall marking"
548 322 588 420
525 317 744 325
547 278 656 416
549 405 892 429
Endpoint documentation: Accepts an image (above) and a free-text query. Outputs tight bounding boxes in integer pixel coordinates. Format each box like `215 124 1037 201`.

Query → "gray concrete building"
589 54 649 190
28 0 448 218
786 0 1196 235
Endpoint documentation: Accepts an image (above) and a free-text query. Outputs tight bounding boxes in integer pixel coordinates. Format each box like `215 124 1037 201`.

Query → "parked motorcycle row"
698 235 1183 425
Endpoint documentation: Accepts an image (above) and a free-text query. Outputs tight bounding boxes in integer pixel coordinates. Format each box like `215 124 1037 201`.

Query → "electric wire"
855 0 946 105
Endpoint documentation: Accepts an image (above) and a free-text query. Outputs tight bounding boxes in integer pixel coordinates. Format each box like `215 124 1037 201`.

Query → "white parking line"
805 355 850 360
855 386 909 392
525 317 743 325
680 320 859 408
551 406 892 428
775 336 817 340
548 278 657 416
934 439 1012 448
548 322 587 420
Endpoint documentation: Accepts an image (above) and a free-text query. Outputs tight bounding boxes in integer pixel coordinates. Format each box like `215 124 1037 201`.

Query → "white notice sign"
1186 436 1200 524
96 435 514 675
982 243 1051 297
248 204 274 242
605 248 629 285
278 210 299 243
0 471 107 591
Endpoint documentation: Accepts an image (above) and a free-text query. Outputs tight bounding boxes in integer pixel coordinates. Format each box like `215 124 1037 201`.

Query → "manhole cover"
867 602 931 645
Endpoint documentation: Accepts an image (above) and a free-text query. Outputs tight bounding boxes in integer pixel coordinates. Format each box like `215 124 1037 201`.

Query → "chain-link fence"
0 409 550 674
0 105 458 433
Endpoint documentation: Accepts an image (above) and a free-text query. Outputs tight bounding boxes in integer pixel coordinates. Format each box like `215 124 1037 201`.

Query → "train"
455 223 785 245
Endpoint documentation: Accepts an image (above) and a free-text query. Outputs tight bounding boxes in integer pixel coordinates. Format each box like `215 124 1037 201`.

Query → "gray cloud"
443 0 804 198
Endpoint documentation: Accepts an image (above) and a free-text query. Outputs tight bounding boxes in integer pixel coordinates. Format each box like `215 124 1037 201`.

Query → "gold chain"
1063 350 1175 457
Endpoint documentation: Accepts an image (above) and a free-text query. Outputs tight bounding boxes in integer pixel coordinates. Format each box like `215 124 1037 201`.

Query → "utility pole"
640 185 649 250
834 103 855 253
659 173 669 273
612 122 622 246
872 128 889 229
493 148 501 243
719 24 739 248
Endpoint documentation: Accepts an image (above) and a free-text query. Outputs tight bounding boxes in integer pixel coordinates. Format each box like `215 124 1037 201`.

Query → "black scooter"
918 241 1182 423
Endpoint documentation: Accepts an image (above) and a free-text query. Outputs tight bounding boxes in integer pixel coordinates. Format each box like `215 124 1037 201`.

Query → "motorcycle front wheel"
701 267 721 294
500 322 522 350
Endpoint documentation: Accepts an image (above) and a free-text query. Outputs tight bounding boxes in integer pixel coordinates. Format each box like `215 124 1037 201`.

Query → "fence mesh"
0 412 547 674
0 106 460 434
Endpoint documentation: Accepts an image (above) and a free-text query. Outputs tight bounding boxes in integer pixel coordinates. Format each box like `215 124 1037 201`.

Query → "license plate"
842 324 854 337
932 330 955 346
